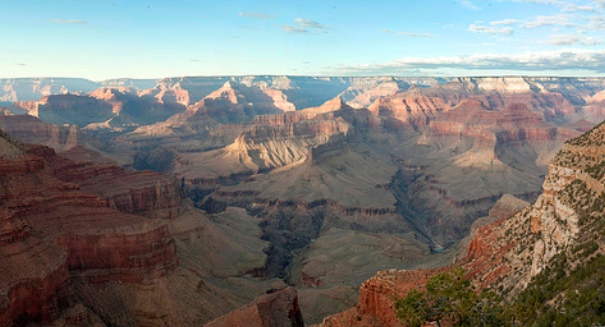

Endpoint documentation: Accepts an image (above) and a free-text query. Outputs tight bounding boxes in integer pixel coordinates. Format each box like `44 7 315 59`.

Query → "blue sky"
2 0 605 80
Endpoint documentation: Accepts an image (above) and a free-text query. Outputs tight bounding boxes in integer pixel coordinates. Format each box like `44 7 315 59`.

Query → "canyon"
1 75 605 326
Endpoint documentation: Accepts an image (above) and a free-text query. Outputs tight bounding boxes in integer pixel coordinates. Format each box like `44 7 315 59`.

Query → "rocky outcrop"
204 288 304 327
171 107 356 194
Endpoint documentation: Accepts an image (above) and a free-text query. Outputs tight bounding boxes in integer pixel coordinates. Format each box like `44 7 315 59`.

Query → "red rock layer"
407 79 579 122
0 238 70 327
0 139 178 326
27 145 184 219
425 100 576 144
0 114 78 150
251 111 317 126
368 92 450 128
55 220 177 283
318 269 444 327
204 288 304 327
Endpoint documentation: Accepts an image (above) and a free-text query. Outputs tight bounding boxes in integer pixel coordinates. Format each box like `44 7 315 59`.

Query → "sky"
2 0 605 80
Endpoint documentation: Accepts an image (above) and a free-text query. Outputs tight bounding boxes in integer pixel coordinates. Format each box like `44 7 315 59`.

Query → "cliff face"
32 145 184 220
0 115 78 151
0 210 71 327
368 92 450 129
0 134 178 327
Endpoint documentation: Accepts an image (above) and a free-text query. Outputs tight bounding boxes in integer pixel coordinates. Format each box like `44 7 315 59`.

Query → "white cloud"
327 49 605 75
523 14 576 28
49 19 88 25
382 29 434 38
547 34 602 46
462 42 497 47
282 18 329 34
509 0 565 5
294 18 328 30
562 4 595 12
547 34 580 45
238 12 274 19
458 0 480 10
588 16 605 30
490 19 520 26
282 25 308 33
468 24 514 35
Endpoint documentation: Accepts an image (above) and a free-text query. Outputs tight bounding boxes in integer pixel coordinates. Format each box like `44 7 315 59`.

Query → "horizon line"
2 74 605 83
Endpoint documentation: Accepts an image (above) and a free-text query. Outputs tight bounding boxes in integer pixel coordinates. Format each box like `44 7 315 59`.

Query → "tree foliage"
394 267 509 327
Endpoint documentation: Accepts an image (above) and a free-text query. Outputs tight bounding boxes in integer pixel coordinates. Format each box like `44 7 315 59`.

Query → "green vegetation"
560 180 605 227
565 121 605 148
394 268 509 327
585 160 605 181
554 122 605 169
511 253 605 327
396 253 605 326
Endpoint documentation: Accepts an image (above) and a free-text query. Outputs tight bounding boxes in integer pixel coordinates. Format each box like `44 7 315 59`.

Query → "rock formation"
204 288 304 327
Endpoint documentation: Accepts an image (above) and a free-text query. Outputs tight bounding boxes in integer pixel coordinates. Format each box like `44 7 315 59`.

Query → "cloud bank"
328 49 605 75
